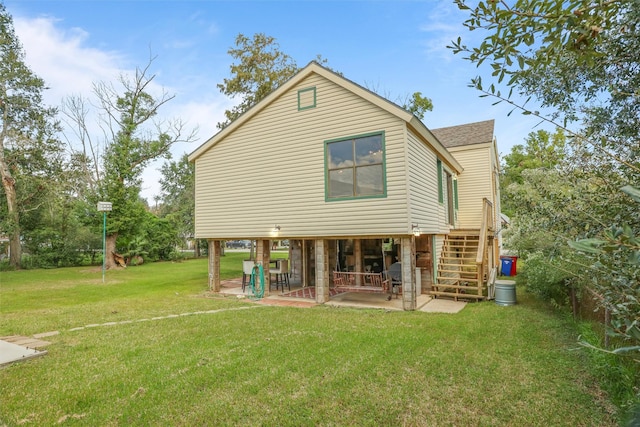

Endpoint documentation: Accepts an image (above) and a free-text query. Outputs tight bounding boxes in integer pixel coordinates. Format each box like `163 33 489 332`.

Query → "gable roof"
188 61 462 172
431 120 495 148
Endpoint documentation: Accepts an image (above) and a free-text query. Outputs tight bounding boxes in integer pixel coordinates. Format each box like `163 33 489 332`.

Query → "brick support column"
315 239 330 304
208 239 222 292
354 239 363 285
400 236 417 310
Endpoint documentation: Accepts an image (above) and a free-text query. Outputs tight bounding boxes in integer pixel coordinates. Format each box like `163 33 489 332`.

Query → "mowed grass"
0 255 618 426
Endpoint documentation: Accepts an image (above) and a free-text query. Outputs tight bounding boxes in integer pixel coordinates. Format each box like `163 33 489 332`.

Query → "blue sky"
5 0 551 202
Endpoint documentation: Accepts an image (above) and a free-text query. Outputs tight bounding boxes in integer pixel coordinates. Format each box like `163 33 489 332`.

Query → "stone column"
354 239 363 285
208 239 222 292
400 236 417 310
256 239 271 296
315 239 329 303
290 240 302 283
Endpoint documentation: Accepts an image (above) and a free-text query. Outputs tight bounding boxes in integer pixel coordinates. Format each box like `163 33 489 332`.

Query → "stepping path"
0 306 266 365
67 306 264 331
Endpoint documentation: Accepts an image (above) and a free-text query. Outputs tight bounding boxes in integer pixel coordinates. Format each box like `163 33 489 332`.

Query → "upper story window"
298 87 316 110
325 132 386 200
437 158 458 225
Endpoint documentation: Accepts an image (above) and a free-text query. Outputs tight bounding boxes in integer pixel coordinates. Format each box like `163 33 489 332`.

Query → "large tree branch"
472 79 640 173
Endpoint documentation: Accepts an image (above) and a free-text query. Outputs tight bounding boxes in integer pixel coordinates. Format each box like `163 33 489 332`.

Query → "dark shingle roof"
430 119 495 148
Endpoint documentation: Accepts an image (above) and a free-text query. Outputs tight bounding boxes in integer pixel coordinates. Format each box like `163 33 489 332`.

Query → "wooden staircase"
431 230 487 301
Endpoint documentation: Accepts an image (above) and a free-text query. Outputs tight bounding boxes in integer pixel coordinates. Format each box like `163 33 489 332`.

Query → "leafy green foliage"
500 128 567 216
159 153 195 249
216 33 299 130
569 187 640 346
0 4 62 268
450 0 624 88
217 33 433 129
75 61 197 267
96 69 176 240
401 91 433 120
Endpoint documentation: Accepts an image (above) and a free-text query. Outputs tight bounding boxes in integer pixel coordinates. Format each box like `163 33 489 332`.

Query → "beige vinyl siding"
194 74 410 239
406 131 450 234
448 143 493 229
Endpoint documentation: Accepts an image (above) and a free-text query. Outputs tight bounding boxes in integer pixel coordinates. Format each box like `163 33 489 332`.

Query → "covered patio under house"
207 203 498 310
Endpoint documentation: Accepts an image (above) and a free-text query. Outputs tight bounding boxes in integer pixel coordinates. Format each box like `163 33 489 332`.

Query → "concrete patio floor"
219 278 466 312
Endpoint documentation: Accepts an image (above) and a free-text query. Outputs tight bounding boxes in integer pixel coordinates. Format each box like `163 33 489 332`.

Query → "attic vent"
298 87 316 111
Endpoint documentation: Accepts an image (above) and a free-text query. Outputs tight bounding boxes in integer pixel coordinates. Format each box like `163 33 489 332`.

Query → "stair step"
449 230 481 236
440 255 477 260
436 277 480 283
437 268 478 273
437 230 487 302
430 291 486 300
438 264 478 269
432 283 484 290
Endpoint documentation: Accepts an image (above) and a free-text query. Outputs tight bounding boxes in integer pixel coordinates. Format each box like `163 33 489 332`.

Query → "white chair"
270 259 290 292
242 260 255 292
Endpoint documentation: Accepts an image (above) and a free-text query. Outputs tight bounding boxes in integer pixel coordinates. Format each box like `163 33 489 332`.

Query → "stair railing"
476 198 494 287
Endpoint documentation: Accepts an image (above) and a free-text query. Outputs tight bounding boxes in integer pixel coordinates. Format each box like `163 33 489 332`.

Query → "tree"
218 33 435 132
500 128 567 216
66 58 196 269
449 1 635 164
0 4 61 269
451 1 639 415
401 91 433 120
159 153 198 255
216 33 299 130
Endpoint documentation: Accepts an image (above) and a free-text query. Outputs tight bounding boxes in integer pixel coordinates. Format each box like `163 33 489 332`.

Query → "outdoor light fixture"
412 223 421 237
273 225 281 232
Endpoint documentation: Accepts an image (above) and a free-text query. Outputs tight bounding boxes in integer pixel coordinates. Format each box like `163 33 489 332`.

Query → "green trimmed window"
453 179 459 210
437 159 443 203
298 87 316 110
326 132 386 200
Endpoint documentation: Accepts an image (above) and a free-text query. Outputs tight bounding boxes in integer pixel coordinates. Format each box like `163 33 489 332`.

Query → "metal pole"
102 211 106 283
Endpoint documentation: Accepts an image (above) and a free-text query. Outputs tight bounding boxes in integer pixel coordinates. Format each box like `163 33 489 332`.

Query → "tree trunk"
1 164 21 269
105 233 118 269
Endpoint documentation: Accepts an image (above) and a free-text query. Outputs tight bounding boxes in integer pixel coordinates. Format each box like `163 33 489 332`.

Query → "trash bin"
507 256 518 275
500 257 513 276
495 280 517 306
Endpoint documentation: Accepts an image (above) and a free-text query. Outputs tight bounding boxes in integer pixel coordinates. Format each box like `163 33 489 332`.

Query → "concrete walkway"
419 298 467 313
0 336 50 366
0 341 45 365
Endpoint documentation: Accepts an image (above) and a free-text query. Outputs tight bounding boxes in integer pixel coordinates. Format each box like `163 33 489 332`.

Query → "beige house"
188 62 501 310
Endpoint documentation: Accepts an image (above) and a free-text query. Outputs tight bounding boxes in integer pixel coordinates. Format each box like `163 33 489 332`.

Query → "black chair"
387 262 402 297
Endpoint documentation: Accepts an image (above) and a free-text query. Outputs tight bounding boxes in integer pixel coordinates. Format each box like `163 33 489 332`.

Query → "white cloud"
12 13 232 204
13 15 128 106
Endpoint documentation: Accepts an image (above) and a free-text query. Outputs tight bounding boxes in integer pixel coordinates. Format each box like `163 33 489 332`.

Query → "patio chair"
242 260 255 292
387 262 403 297
270 259 290 292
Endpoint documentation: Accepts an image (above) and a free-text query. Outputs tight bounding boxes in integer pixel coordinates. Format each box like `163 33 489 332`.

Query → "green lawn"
0 256 618 426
